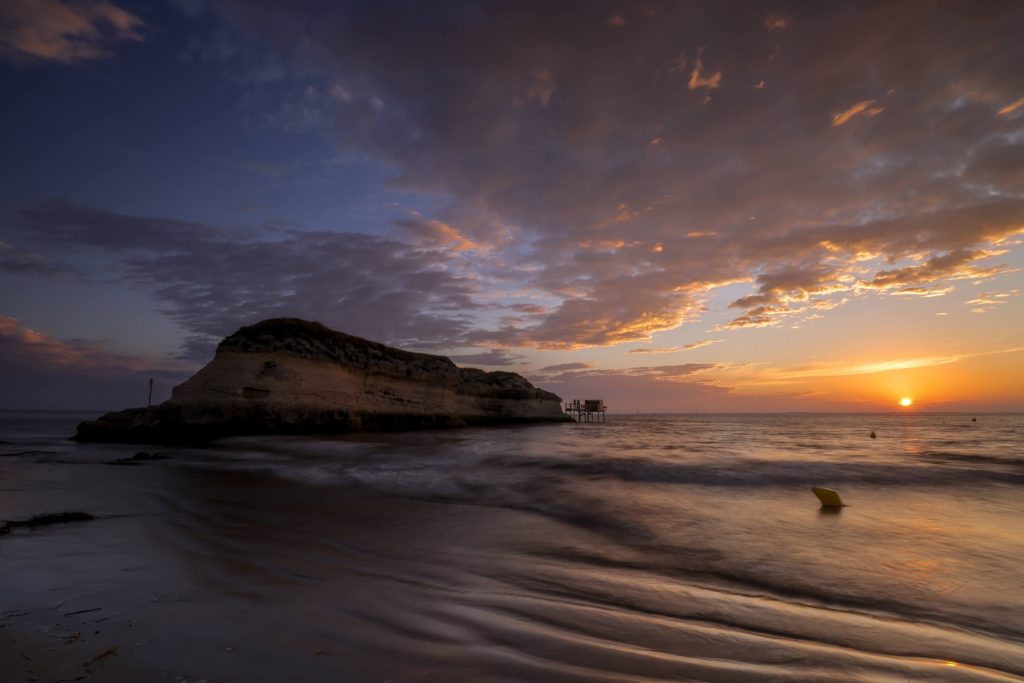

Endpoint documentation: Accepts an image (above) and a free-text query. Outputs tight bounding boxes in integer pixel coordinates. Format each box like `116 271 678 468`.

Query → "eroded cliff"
76 319 569 443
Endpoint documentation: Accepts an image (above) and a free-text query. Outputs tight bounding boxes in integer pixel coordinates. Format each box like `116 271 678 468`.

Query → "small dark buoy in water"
812 486 846 508
870 430 876 439
972 417 977 422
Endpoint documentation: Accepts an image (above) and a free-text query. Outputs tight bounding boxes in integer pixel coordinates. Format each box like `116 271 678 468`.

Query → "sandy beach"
3 412 1024 681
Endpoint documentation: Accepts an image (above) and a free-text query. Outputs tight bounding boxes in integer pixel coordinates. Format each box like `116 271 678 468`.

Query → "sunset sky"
1 0 1022 411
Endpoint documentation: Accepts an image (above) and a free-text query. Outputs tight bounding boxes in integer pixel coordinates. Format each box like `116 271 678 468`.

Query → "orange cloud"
996 97 1024 116
688 49 722 103
831 99 885 126
0 315 88 365
967 289 1018 313
764 13 789 30
0 315 156 370
397 215 484 252
727 346 1024 386
890 286 955 297
423 219 482 252
859 249 1012 291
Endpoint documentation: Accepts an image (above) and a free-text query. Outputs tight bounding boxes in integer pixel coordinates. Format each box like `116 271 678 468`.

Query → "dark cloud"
16 199 215 252
0 0 144 64
730 264 841 310
11 200 482 359
0 241 64 275
964 142 1024 193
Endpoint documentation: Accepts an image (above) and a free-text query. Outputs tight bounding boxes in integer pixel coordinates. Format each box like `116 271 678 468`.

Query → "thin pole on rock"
147 378 154 407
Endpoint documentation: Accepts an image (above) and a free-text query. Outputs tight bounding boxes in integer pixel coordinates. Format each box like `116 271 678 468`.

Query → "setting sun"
900 397 913 407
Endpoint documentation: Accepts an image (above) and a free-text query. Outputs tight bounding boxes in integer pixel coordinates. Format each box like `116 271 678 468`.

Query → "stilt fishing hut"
565 399 607 423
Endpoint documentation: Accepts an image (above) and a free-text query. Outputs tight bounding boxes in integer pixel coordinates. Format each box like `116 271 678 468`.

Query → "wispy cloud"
396 216 485 253
967 289 1018 313
831 99 885 127
536 362 595 374
728 346 1024 385
448 349 525 366
627 339 722 354
536 362 718 383
890 286 955 297
996 97 1024 116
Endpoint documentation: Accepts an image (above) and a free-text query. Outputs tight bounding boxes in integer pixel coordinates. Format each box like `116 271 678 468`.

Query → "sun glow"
900 397 913 407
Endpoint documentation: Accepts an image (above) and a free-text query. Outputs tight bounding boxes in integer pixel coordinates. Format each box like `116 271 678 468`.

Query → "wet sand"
2 465 639 682
0 623 146 683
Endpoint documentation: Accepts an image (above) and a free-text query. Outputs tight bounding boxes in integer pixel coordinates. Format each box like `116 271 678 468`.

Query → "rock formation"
76 318 570 443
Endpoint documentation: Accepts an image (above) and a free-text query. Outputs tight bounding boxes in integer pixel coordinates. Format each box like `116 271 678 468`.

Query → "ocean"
1 411 1022 681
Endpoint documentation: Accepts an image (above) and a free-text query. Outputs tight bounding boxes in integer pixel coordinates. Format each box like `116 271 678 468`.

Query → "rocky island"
76 318 570 443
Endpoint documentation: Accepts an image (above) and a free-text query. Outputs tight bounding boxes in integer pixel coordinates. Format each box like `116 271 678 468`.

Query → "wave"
479 453 1024 487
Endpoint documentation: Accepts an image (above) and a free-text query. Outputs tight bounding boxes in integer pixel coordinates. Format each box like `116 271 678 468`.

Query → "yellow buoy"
812 486 846 507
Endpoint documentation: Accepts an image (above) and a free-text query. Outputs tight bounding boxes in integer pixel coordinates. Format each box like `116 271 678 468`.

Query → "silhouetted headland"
76 318 569 443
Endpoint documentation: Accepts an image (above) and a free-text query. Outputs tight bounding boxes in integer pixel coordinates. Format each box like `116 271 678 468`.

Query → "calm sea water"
1 411 1022 681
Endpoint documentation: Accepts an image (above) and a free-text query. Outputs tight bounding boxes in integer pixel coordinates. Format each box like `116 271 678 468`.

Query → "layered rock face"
76 318 569 443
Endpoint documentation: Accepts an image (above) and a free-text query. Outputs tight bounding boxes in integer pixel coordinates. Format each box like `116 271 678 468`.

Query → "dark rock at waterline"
0 512 95 536
106 451 171 465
